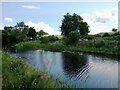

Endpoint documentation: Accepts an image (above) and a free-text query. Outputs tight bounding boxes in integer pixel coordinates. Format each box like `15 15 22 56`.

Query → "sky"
1 2 118 35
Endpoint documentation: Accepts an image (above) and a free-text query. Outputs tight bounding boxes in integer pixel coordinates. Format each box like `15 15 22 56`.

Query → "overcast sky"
2 2 118 35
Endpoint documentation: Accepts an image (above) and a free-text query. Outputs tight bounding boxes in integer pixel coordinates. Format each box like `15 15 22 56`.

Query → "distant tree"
2 22 37 49
112 28 117 32
36 30 48 38
15 22 25 31
4 26 13 31
60 13 89 37
27 27 36 40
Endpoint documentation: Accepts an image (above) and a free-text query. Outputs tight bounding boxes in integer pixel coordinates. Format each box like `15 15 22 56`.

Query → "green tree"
67 31 80 44
60 13 89 37
27 27 36 40
2 22 30 49
36 30 48 39
15 22 25 31
112 28 117 32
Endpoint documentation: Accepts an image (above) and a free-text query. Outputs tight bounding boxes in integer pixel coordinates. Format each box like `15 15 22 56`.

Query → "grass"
2 52 71 89
15 41 42 52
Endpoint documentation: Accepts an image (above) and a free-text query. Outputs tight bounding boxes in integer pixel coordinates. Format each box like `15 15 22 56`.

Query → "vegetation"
2 52 71 89
112 28 117 32
27 27 36 40
64 31 80 45
60 13 89 37
15 41 41 52
39 35 59 43
36 30 48 39
2 12 120 89
2 22 36 51
14 37 120 55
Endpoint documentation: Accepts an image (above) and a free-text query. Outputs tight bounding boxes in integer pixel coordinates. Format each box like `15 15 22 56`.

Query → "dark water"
11 50 119 88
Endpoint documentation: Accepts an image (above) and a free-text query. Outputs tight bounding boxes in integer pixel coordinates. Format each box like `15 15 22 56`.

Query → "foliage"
40 35 59 43
14 37 120 55
27 27 36 40
67 31 80 44
2 22 37 50
15 41 65 52
112 28 117 32
112 31 120 36
102 33 110 37
15 41 41 52
2 52 71 89
43 41 65 52
36 30 48 39
60 13 89 37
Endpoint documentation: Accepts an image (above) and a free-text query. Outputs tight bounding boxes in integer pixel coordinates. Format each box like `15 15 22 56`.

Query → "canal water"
11 50 119 88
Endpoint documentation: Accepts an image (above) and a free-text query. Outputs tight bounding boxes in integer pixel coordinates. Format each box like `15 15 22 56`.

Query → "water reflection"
11 50 119 88
62 53 89 80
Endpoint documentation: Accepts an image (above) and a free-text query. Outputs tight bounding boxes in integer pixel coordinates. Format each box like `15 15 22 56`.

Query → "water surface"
11 50 119 88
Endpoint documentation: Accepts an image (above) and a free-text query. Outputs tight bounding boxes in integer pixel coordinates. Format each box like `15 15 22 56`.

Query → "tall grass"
15 41 66 52
14 39 120 55
15 41 42 52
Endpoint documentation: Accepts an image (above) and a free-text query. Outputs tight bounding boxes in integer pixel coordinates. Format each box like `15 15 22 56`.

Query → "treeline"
2 13 120 55
2 22 52 51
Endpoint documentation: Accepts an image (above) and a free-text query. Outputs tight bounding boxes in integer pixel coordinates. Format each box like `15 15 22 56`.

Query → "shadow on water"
62 53 88 80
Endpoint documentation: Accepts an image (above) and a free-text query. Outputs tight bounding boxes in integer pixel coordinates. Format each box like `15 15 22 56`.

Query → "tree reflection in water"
62 53 90 81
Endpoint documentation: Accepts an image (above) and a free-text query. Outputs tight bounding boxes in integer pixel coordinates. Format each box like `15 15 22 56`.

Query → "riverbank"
14 40 120 56
2 52 71 89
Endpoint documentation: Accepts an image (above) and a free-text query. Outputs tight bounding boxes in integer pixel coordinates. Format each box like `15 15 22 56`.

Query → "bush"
15 41 41 52
113 32 120 36
65 31 80 44
40 35 59 43
44 42 65 52
102 33 110 37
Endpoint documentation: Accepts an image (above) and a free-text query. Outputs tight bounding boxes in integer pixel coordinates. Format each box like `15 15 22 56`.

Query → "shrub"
66 31 80 44
102 33 110 37
40 35 59 43
44 42 65 52
15 41 41 52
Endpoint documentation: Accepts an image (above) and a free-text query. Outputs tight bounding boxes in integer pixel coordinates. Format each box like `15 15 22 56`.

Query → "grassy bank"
66 38 119 55
15 41 42 52
14 39 120 55
2 52 71 89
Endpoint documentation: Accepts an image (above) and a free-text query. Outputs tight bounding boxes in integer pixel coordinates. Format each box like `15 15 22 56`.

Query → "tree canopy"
36 30 48 39
2 22 37 48
27 27 36 40
60 13 89 37
112 28 117 32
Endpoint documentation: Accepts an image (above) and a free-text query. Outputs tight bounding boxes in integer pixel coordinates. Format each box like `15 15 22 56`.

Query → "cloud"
0 25 3 30
4 17 13 22
25 21 60 35
81 6 118 34
21 5 40 9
